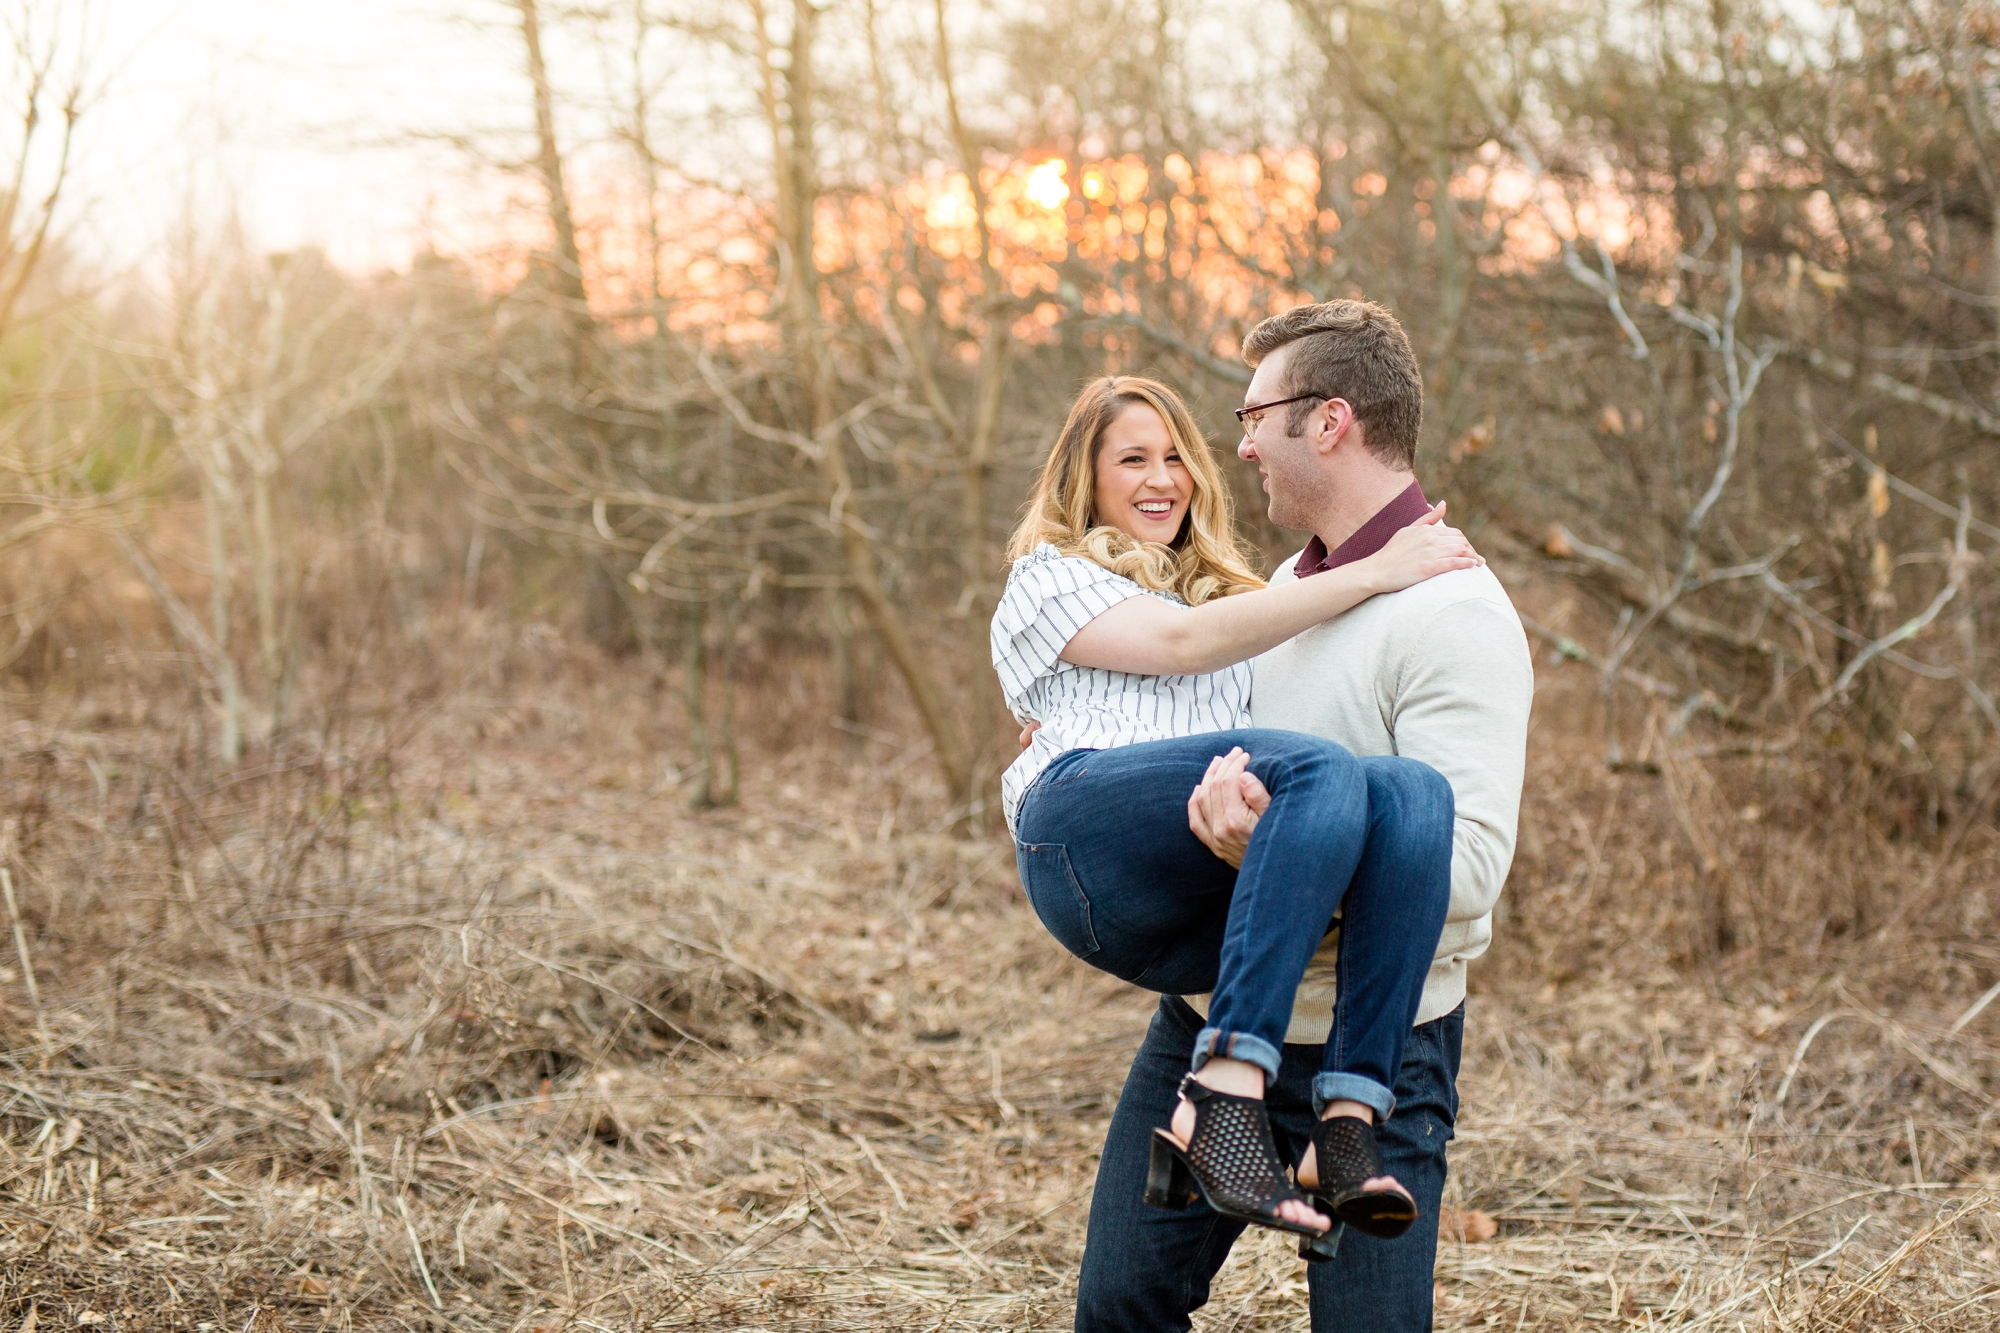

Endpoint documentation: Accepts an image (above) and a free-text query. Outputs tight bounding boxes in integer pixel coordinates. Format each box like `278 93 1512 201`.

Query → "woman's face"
1092 403 1194 545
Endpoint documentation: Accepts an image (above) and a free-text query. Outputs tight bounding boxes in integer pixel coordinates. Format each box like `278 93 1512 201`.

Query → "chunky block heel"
1297 1223 1344 1263
1142 1076 1331 1241
1144 1129 1198 1209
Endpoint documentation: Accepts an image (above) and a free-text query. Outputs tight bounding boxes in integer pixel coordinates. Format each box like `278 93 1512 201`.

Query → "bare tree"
0 3 162 671
132 236 407 764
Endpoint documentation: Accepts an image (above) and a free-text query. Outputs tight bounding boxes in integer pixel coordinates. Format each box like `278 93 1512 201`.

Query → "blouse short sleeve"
990 545 1146 705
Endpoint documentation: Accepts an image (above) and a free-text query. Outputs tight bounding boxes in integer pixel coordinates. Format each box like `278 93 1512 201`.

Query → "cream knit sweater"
1184 557 1534 1041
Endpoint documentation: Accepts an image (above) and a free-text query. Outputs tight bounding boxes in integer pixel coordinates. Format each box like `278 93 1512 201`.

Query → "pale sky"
70 0 1274 281
76 0 529 273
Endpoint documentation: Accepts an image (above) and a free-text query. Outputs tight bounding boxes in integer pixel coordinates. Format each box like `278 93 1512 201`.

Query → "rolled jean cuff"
1190 1027 1281 1082
1312 1072 1396 1122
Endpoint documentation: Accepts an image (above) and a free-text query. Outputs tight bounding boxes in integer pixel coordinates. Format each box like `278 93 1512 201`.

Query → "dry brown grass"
0 613 1995 1331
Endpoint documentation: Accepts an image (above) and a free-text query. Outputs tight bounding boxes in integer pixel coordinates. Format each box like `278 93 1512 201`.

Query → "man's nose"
1238 436 1258 461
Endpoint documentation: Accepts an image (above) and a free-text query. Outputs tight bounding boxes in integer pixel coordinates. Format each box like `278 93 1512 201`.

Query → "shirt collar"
1293 478 1431 578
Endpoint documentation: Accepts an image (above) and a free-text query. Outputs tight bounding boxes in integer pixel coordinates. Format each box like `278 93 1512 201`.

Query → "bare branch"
1790 345 2000 439
1818 498 1995 726
1814 423 2000 544
1073 313 1253 385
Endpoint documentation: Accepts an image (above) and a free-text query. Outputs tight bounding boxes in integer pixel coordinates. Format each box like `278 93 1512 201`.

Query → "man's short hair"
1242 300 1423 470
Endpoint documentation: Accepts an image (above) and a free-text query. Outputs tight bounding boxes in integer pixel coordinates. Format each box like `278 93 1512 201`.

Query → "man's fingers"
1226 798 1258 832
1213 775 1256 828
1204 751 1262 866
1216 756 1248 808
1198 750 1243 806
1200 782 1235 834
1199 778 1227 825
1191 766 1222 826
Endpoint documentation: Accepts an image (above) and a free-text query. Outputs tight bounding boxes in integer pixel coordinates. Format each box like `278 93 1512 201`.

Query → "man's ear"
1313 398 1355 456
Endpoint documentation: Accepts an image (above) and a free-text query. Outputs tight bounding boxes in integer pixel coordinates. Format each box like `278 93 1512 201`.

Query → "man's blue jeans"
1076 996 1465 1332
1014 729 1453 1119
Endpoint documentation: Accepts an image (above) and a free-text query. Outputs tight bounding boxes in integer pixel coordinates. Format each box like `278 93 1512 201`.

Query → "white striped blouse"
991 543 1251 833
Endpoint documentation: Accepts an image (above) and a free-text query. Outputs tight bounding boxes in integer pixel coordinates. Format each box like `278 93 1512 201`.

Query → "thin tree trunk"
248 464 285 736
683 601 713 810
829 587 859 748
931 0 1013 599
764 0 975 803
1958 468 1984 800
713 590 741 807
959 321 1011 593
462 529 484 615
117 523 244 769
516 0 591 338
201 471 244 766
833 502 974 799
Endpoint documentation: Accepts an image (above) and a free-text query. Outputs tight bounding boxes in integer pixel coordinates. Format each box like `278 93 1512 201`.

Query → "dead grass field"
0 621 1995 1332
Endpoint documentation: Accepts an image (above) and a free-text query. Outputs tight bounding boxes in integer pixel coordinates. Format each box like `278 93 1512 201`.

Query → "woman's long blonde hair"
1005 376 1265 605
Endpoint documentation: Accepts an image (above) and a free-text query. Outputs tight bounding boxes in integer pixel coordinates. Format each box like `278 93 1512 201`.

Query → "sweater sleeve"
1391 596 1534 932
989 548 1146 709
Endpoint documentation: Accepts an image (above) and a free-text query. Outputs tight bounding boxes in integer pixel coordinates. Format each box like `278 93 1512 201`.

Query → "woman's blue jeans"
1013 729 1453 1120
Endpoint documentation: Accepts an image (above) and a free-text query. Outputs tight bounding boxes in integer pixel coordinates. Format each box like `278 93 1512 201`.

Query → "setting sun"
1024 158 1069 210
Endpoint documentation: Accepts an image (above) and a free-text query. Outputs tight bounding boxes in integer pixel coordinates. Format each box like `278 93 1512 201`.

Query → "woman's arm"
1060 505 1479 676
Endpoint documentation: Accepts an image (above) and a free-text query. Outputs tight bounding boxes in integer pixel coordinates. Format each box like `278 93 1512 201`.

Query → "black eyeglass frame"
1233 392 1328 428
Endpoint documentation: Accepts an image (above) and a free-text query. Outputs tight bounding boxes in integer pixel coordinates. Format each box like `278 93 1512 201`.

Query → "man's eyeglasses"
1234 393 1327 431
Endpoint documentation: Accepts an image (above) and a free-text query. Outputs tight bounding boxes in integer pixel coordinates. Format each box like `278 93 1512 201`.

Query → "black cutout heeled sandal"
1298 1114 1418 1251
1143 1075 1331 1241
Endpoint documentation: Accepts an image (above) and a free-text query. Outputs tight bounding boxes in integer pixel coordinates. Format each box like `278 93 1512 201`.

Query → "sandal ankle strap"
1178 1073 1232 1106
1178 1073 1262 1108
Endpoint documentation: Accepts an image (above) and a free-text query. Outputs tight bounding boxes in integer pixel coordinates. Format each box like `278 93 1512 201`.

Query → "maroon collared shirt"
1292 479 1431 578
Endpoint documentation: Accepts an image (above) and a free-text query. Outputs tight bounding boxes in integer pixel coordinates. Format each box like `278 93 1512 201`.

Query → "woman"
992 375 1472 1248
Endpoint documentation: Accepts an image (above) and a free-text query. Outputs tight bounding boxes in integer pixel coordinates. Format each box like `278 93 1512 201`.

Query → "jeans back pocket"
1015 842 1101 960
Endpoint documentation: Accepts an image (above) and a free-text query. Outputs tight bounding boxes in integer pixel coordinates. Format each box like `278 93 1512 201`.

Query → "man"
1073 300 1533 1332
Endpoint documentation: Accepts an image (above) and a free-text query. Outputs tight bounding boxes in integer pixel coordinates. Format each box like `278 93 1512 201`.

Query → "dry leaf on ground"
1439 1207 1497 1243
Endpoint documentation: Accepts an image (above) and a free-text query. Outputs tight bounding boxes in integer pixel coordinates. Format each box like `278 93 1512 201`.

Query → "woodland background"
0 0 1996 1328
